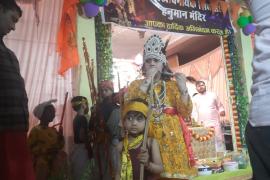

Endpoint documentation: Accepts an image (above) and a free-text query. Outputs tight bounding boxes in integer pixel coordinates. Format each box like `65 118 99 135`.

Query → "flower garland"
189 127 215 142
95 13 113 82
227 34 249 147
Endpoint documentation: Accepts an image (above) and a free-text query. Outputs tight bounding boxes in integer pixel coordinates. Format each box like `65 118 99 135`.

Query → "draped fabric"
174 47 230 122
57 0 80 76
4 0 78 154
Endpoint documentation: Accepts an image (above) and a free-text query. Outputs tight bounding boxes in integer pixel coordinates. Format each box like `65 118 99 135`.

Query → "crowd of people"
1 0 270 180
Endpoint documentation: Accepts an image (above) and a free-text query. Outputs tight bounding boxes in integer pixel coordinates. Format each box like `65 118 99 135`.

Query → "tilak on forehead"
143 34 167 64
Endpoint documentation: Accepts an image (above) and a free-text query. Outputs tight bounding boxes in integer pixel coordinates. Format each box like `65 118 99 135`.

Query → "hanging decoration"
222 36 242 150
199 0 207 9
242 23 256 36
225 34 249 148
83 2 99 18
237 16 250 28
78 0 107 18
95 13 113 82
79 0 107 6
237 9 256 36
229 1 241 30
210 0 219 13
219 1 228 15
92 0 107 6
189 127 215 142
57 0 80 76
104 0 235 36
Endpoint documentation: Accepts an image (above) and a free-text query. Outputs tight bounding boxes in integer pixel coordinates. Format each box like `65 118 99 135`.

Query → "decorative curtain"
4 0 78 154
175 47 230 122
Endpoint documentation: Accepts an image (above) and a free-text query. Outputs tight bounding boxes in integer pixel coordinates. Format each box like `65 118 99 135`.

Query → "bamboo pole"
139 77 154 180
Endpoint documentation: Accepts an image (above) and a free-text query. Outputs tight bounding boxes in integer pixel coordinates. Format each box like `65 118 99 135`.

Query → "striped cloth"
0 43 29 132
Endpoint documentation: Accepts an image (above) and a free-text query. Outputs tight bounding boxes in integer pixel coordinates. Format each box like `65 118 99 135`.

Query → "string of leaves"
95 13 113 82
227 34 249 147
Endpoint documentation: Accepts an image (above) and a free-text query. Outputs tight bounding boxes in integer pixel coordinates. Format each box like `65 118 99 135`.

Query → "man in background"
193 80 226 152
244 1 270 179
0 1 35 179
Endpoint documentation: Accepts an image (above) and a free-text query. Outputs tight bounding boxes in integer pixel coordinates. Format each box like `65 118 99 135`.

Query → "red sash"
163 107 196 167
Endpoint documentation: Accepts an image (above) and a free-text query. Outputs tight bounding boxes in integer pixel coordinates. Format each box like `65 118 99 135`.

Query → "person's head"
142 34 172 80
122 99 148 137
99 80 114 99
196 80 206 94
40 105 56 125
0 1 22 37
33 99 57 126
71 96 89 114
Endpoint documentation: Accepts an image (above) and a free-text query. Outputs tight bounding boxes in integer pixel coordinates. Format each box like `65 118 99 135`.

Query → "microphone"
162 72 174 77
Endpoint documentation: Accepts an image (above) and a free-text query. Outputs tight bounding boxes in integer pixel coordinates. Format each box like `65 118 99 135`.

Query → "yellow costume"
125 79 197 179
27 126 65 179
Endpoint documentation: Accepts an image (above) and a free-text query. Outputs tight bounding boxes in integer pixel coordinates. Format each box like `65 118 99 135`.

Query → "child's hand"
138 147 149 166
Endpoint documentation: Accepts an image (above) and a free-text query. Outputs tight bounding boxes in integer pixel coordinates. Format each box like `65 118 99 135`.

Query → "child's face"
143 58 164 75
83 102 89 114
100 88 113 98
40 105 55 124
124 111 146 136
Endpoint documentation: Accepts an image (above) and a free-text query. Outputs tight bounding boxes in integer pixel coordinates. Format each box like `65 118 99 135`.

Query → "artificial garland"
189 127 215 142
226 33 249 147
95 13 114 82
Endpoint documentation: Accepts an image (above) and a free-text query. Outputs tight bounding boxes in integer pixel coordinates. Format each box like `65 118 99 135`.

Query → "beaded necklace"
151 80 166 123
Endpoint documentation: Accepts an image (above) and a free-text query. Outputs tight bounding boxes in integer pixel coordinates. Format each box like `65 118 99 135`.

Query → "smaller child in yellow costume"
116 99 163 180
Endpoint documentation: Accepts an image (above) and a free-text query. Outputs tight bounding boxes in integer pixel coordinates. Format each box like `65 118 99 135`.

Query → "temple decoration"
57 0 80 75
189 127 215 142
103 0 235 36
95 13 114 82
82 2 99 18
237 9 256 36
223 34 249 149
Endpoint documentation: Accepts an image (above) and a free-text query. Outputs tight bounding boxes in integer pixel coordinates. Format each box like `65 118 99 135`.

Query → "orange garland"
189 127 215 142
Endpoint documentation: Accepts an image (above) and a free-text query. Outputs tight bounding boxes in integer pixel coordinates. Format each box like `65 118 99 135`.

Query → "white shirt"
193 92 224 127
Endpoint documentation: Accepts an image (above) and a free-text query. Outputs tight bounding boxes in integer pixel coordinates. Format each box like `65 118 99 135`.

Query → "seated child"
117 99 163 180
27 99 66 180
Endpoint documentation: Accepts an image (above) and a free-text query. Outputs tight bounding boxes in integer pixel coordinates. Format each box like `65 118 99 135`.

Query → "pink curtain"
175 47 230 122
4 0 77 154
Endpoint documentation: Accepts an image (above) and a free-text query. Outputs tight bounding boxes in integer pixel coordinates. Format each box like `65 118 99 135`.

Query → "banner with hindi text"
103 0 232 36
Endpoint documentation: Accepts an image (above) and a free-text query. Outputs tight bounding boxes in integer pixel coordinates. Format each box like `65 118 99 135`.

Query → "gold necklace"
151 80 166 123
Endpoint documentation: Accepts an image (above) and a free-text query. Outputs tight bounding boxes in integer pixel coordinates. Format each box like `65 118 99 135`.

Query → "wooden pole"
139 77 154 180
52 92 68 128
